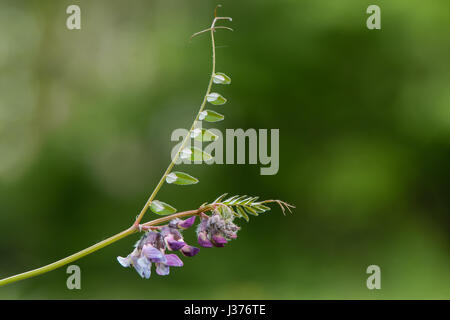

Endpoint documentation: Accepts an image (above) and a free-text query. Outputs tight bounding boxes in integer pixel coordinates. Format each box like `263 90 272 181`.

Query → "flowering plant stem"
0 13 232 287
133 15 229 227
1 8 292 286
0 207 212 287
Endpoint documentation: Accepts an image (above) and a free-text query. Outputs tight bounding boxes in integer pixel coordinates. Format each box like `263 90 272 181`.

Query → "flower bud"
211 234 228 247
178 216 196 229
164 234 186 251
197 231 213 248
180 245 200 257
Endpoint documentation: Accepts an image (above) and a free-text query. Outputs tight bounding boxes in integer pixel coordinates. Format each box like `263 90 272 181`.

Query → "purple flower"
117 247 153 279
177 216 196 229
135 256 152 279
228 232 238 239
211 234 228 247
155 254 183 276
180 245 200 257
196 218 213 247
164 233 186 251
117 218 201 279
117 231 184 279
168 217 196 230
142 245 165 262
195 212 240 248
161 226 187 251
197 231 213 248
117 256 132 268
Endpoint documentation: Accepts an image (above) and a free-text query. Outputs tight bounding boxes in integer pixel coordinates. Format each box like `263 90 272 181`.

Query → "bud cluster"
197 210 240 248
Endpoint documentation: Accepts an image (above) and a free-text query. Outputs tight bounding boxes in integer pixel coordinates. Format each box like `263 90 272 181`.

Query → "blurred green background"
0 0 449 299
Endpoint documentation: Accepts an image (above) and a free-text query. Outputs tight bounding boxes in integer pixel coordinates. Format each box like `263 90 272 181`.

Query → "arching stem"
0 11 233 288
132 14 231 227
0 206 212 287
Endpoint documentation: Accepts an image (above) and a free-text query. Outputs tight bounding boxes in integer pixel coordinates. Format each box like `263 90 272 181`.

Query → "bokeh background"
1 0 449 299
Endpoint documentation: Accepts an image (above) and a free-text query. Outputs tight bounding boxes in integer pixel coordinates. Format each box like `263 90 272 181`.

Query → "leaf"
242 196 259 205
213 72 231 85
180 147 212 161
243 205 259 216
236 206 249 222
166 172 199 185
238 197 253 205
224 195 240 203
199 110 225 122
232 210 241 218
229 195 248 205
150 200 177 215
253 204 271 213
206 92 227 105
191 128 218 142
179 147 193 159
211 194 274 221
213 193 228 203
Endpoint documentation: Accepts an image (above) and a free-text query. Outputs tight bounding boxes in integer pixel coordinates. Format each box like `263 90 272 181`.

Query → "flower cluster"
117 210 242 278
117 216 199 278
197 211 240 248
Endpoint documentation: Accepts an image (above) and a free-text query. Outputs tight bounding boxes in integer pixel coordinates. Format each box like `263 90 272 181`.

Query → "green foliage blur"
0 0 449 299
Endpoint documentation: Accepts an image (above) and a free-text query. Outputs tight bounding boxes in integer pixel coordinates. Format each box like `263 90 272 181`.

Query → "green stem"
134 18 220 225
0 14 231 288
0 207 209 287
0 227 135 287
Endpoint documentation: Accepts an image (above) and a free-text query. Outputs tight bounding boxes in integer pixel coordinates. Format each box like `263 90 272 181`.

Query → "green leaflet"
150 200 177 215
180 147 212 161
243 205 259 216
191 128 218 142
241 196 259 205
213 193 228 203
212 194 272 221
218 205 234 220
224 195 240 203
253 203 271 213
213 72 231 85
236 206 249 222
199 110 225 122
165 171 199 185
206 92 227 105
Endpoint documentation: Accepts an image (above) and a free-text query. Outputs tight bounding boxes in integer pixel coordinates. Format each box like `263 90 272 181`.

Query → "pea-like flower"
196 211 240 248
161 226 186 251
161 221 200 257
197 218 213 248
117 231 185 278
154 253 184 276
177 216 196 229
180 245 200 257
117 217 200 278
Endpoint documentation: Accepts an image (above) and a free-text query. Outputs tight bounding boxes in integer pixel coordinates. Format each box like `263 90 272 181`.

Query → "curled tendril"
215 4 221 18
190 5 233 41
